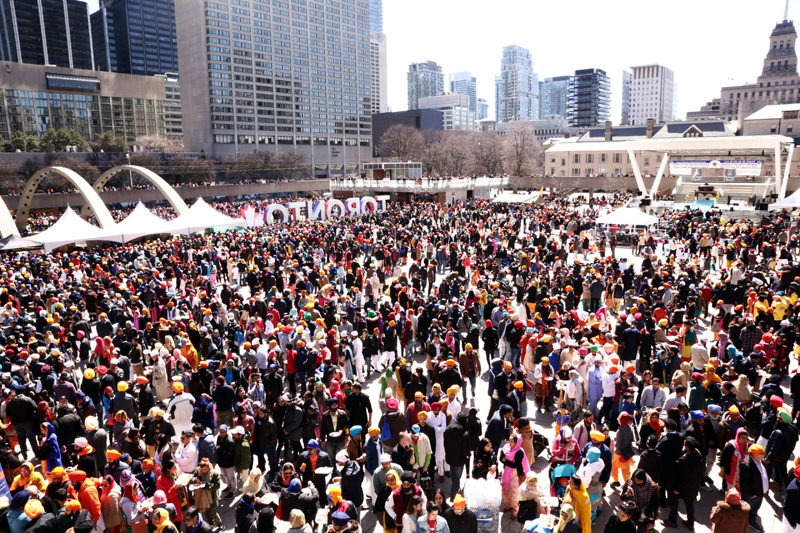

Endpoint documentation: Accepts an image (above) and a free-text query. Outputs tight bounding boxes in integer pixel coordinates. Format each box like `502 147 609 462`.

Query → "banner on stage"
670 159 762 176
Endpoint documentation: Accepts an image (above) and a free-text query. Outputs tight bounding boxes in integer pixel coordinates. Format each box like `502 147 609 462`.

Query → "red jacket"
156 473 184 522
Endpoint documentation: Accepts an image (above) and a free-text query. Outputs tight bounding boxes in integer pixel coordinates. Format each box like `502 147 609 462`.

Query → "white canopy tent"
164 198 245 234
28 208 124 252
491 191 540 204
595 207 659 227
101 202 172 242
769 188 800 211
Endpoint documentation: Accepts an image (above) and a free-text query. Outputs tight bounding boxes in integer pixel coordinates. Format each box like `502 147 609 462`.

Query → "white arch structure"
14 166 116 233
80 165 189 218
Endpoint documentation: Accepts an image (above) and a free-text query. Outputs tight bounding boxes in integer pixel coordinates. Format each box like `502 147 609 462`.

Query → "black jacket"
786 478 800 528
442 507 478 533
217 433 236 469
655 432 685 490
6 395 36 425
674 449 704 500
739 458 768 499
767 422 799 463
444 412 472 467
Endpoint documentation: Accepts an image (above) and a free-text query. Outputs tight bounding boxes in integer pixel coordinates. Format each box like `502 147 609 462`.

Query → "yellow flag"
539 186 544 195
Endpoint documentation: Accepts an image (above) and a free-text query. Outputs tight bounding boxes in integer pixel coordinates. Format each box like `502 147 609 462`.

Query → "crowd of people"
0 194 796 533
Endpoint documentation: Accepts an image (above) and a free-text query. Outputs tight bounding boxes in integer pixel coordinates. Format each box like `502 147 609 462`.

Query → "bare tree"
134 135 168 152
163 154 216 184
0 160 24 193
129 152 162 173
504 124 543 178
470 132 504 175
50 156 101 183
441 133 471 176
269 151 309 181
378 124 424 162
222 152 269 182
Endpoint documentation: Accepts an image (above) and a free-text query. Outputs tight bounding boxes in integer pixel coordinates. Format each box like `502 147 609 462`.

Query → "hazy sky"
383 0 795 122
83 0 793 123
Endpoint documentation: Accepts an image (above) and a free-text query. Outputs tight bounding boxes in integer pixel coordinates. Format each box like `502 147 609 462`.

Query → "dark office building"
0 0 93 70
567 68 610 129
92 0 178 76
91 7 117 72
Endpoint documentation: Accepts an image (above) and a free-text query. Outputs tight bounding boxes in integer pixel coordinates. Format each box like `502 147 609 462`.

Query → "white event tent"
29 208 124 252
102 202 172 242
164 198 246 234
595 207 659 227
769 188 800 211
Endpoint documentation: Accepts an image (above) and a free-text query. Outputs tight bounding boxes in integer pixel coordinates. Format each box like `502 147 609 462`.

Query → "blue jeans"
15 422 39 457
450 464 464 501
509 347 521 368
745 495 763 525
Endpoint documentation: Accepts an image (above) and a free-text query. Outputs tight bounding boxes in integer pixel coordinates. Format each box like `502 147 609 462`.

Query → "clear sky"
384 0 796 123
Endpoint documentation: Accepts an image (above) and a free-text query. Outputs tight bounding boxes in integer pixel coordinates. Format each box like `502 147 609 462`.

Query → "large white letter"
326 199 346 219
307 200 326 221
375 195 390 212
345 197 360 216
360 196 377 214
287 201 306 221
265 204 290 224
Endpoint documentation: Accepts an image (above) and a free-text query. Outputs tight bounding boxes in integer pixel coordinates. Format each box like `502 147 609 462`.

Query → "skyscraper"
175 0 373 171
626 64 676 125
369 0 382 32
494 76 501 121
407 61 444 110
90 6 116 72
477 98 488 120
91 0 178 76
620 70 631 124
449 71 477 114
500 45 538 122
567 68 610 129
370 32 388 114
539 76 570 119
0 0 94 70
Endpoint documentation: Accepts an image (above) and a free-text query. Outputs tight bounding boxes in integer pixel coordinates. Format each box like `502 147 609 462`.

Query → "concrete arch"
15 166 116 233
82 165 188 219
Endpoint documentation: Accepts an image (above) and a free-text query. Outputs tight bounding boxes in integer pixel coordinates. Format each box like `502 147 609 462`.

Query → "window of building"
586 154 594 164
600 154 607 163
214 134 234 143
613 153 621 164
573 154 580 164
561 158 565 166
771 124 778 133
572 168 580 176
788 124 794 133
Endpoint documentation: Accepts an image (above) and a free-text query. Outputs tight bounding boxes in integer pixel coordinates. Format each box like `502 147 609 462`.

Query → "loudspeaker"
640 199 651 206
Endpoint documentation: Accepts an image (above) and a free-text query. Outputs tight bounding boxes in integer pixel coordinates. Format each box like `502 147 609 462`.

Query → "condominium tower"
407 60 444 110
500 45 538 121
626 64 676 125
